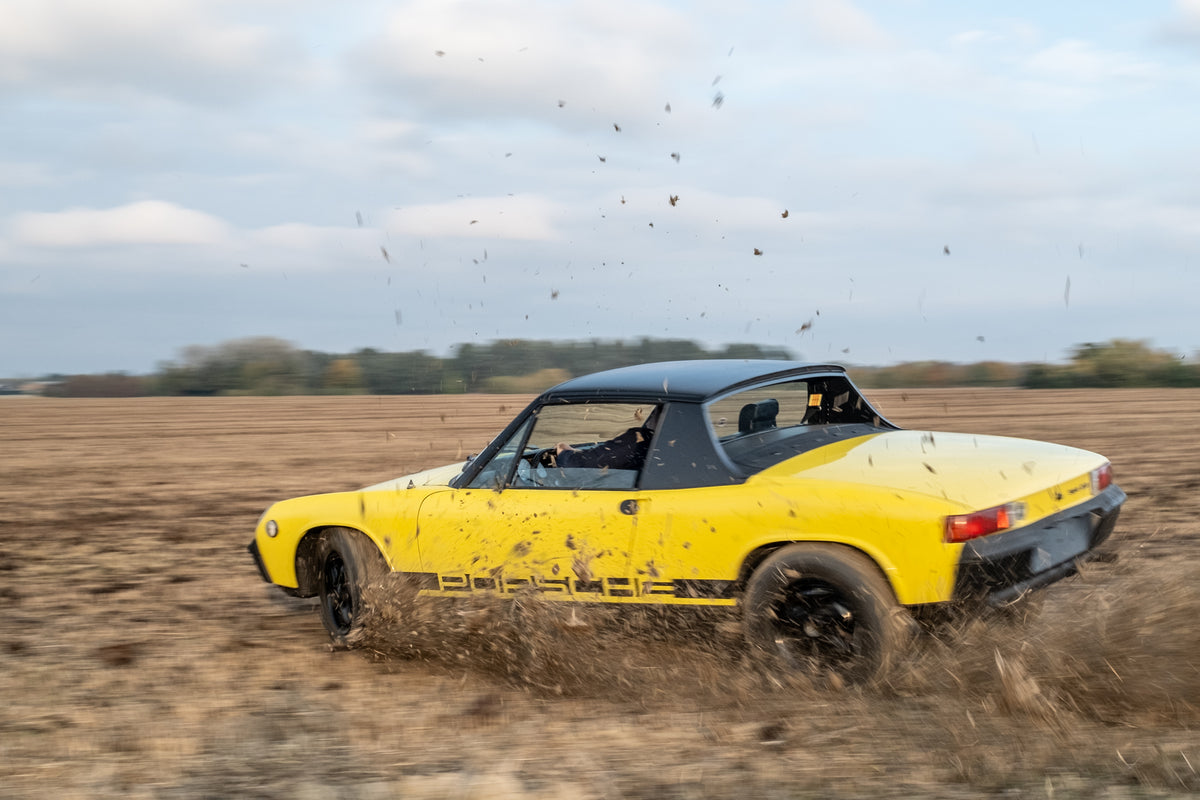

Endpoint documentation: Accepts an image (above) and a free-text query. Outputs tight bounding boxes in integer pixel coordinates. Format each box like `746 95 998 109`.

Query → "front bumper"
952 484 1125 607
248 539 271 584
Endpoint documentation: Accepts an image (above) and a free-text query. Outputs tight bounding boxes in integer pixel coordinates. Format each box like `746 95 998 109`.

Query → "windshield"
464 401 659 491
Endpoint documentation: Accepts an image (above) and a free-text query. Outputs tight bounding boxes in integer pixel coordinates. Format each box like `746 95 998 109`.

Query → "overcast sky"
2 0 1199 376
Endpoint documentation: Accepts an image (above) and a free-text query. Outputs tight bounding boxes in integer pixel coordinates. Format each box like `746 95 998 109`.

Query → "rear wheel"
316 528 388 647
743 544 904 683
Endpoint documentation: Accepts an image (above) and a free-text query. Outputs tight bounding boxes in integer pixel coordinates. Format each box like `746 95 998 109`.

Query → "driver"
555 406 660 471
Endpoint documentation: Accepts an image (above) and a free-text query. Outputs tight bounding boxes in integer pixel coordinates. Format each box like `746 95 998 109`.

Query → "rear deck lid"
759 430 1107 517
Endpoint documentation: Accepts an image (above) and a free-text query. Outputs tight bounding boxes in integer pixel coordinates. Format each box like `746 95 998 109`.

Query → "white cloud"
1025 39 1160 84
1094 196 1200 243
602 186 838 235
800 0 893 49
1160 0 1200 43
385 195 562 240
360 119 421 144
250 223 377 251
354 0 700 125
10 201 232 247
0 0 309 102
0 161 58 187
950 30 998 47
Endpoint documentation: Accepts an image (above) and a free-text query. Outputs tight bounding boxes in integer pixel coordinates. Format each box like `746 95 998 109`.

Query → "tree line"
41 337 791 397
33 337 1200 397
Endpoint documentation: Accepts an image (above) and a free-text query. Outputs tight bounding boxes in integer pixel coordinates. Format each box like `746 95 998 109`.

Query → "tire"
316 528 388 648
743 543 905 684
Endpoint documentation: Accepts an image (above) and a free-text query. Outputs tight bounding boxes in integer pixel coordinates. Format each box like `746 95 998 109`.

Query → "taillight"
1090 463 1113 494
944 502 1026 543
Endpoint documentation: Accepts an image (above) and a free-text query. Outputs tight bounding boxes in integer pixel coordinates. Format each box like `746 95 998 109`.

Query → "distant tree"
1020 339 1200 388
322 358 364 393
450 343 494 392
43 373 147 397
716 343 791 360
962 361 1023 386
1022 364 1064 389
136 335 1199 396
484 368 571 394
1150 356 1198 387
152 337 307 395
354 348 448 394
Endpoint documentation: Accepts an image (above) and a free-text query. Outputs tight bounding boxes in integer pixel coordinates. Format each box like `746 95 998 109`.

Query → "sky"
2 0 1199 377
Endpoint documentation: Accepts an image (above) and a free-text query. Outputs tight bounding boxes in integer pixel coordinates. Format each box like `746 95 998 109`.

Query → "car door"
412 401 657 601
624 486 745 604
414 486 640 599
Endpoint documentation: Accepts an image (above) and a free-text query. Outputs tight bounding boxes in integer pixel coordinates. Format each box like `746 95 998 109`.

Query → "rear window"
706 376 890 472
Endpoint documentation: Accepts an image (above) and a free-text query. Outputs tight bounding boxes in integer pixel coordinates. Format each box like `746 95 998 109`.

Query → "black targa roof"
452 359 875 491
540 359 847 404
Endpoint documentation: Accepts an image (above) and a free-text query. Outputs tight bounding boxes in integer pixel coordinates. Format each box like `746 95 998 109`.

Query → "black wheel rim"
768 579 859 669
322 551 354 634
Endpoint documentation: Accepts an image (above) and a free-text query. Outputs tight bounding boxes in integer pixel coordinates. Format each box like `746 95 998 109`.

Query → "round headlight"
265 520 279 538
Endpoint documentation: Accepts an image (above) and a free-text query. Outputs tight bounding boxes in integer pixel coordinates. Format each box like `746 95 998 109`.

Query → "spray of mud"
353 580 796 705
891 561 1200 728
350 560 1200 728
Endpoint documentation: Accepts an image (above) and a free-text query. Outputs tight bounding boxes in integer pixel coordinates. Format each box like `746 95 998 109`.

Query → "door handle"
619 499 639 515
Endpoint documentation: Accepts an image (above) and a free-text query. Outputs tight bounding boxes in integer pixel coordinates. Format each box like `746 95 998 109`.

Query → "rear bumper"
952 484 1125 607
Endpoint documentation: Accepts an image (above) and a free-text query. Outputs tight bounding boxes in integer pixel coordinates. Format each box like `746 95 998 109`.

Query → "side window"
707 376 886 469
515 402 659 490
707 380 811 439
466 415 535 490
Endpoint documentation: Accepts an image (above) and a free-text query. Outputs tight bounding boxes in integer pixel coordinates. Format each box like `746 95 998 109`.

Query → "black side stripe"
673 579 735 599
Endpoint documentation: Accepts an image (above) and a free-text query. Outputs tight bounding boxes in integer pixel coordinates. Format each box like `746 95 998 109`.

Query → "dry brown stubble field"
2 388 1200 799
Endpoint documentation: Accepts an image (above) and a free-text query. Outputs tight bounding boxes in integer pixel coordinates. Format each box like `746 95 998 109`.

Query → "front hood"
361 461 466 492
761 430 1107 513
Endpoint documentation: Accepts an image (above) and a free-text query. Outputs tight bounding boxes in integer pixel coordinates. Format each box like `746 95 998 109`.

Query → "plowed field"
2 389 1198 799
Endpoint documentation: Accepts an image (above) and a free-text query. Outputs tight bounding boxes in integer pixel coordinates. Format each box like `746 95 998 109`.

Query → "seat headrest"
738 398 779 433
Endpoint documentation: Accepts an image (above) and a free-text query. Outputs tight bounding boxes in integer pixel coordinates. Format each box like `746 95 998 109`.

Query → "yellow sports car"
248 360 1124 679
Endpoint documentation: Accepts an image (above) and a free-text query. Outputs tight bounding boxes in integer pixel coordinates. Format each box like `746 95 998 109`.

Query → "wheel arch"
740 539 911 683
736 540 900 605
294 525 386 597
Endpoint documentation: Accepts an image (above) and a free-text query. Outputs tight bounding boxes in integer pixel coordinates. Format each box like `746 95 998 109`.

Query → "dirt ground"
2 388 1199 799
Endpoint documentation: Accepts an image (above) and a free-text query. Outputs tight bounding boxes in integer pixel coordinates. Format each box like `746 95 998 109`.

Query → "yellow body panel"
627 481 961 605
414 487 636 598
254 486 431 588
769 430 1104 515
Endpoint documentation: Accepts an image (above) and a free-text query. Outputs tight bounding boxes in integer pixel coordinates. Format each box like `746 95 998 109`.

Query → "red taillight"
944 502 1026 543
1091 463 1113 494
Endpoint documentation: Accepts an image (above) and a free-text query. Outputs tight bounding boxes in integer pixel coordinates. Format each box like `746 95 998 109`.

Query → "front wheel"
316 528 388 647
743 544 905 684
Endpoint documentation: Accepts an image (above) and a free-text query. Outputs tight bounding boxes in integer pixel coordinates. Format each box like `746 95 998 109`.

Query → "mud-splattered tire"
316 528 388 648
743 543 905 683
